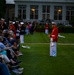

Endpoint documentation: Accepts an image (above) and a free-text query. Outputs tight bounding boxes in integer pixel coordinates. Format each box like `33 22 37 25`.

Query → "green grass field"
24 32 74 43
13 32 74 75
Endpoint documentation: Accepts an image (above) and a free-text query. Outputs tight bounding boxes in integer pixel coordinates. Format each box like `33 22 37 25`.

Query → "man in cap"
48 22 58 56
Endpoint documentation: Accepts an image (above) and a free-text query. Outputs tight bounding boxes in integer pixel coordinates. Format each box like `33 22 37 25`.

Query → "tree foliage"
0 0 6 19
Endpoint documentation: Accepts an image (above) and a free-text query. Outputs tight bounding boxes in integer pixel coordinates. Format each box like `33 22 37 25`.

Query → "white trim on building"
6 0 15 4
14 0 74 2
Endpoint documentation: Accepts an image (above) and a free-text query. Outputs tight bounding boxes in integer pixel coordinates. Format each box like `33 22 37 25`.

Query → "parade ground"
14 32 74 75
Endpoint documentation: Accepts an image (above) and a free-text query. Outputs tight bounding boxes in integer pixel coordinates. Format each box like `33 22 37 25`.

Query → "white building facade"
14 0 74 23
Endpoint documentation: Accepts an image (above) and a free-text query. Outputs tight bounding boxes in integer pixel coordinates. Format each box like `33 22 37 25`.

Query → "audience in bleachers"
0 18 37 75
0 18 25 75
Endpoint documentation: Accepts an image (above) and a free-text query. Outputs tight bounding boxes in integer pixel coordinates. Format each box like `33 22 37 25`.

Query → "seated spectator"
12 41 19 56
0 62 11 75
0 36 21 66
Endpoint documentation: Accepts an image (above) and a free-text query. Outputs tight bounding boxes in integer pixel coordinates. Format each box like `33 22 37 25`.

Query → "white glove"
50 38 53 42
51 42 54 47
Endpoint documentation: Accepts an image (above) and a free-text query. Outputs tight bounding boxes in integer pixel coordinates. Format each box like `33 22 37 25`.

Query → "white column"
15 4 18 18
38 4 42 20
26 5 30 21
50 5 54 20
62 5 66 21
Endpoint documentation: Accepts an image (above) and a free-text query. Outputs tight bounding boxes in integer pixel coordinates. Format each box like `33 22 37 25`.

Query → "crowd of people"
0 18 37 75
0 17 59 75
